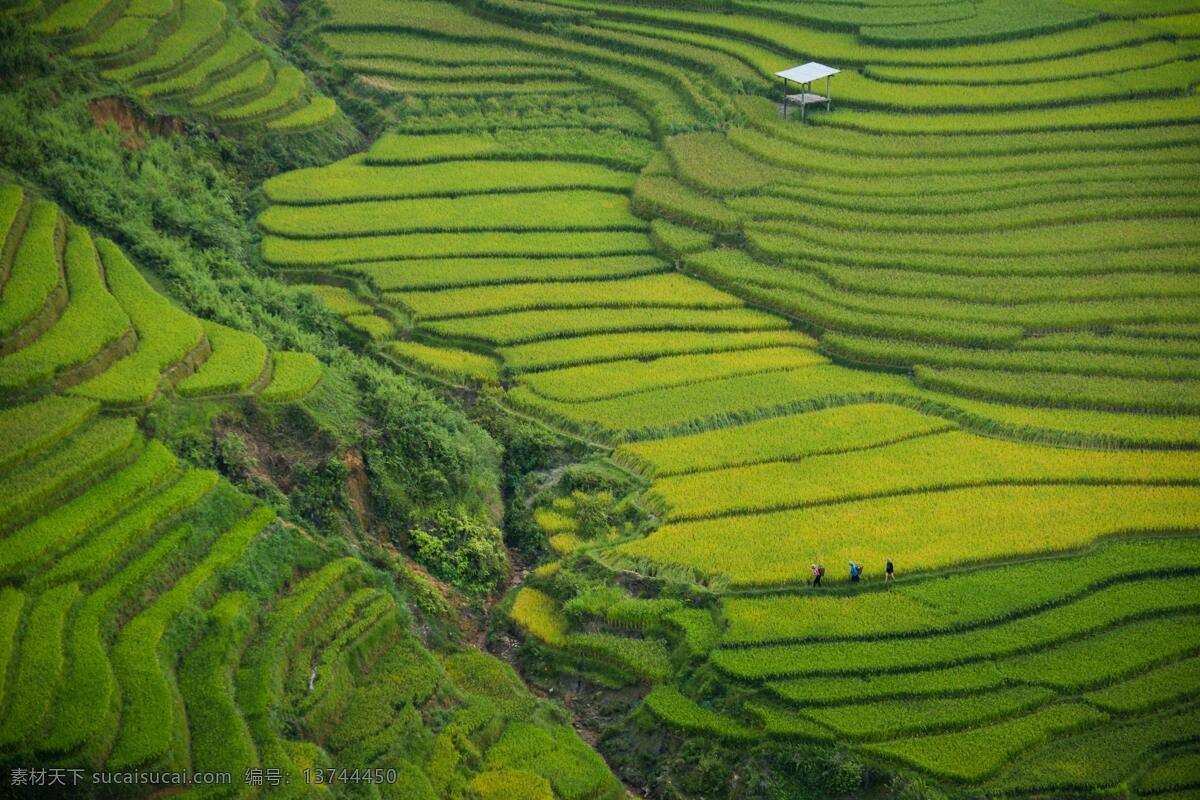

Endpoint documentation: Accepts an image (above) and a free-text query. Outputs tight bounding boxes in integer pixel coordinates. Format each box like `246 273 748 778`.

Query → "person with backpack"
848 561 860 583
885 558 894 582
810 563 824 587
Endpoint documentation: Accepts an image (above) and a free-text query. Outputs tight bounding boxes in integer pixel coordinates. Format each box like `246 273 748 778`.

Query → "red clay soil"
87 96 182 149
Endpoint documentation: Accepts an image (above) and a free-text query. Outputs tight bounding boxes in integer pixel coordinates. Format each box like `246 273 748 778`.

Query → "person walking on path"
849 561 861 583
885 558 894 582
810 563 824 587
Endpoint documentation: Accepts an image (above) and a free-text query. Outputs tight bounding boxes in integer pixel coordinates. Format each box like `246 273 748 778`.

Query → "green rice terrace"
1 0 1199 797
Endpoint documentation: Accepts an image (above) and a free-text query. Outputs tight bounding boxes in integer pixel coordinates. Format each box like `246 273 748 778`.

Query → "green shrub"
409 510 507 595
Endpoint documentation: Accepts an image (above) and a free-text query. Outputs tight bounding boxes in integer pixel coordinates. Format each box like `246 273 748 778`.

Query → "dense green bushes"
408 510 507 595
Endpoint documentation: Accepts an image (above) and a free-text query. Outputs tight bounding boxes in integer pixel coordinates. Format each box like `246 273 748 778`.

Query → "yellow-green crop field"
248 0 1200 792
6 0 1200 794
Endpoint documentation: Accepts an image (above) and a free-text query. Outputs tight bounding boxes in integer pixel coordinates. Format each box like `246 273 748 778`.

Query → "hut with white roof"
776 62 840 121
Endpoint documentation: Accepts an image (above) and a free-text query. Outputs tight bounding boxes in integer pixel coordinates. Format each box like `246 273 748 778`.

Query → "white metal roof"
775 62 839 84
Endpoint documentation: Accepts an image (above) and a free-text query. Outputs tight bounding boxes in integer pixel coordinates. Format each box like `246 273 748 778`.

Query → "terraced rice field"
9 0 337 130
0 192 621 798
255 0 1200 793
0 184 318 407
